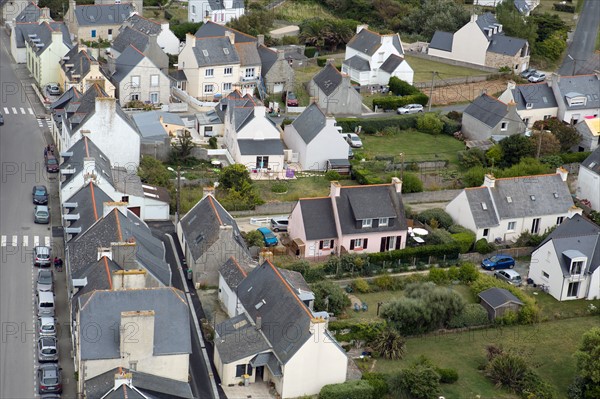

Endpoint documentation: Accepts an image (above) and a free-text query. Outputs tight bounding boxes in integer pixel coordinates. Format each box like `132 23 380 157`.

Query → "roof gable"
112 25 150 54
298 197 338 240
312 63 343 96
380 54 404 74
15 2 42 23
195 21 255 43
291 103 326 144
111 45 147 82
581 147 600 175
464 94 508 128
347 28 382 56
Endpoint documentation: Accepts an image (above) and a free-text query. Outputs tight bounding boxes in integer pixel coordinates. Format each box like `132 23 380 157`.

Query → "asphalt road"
0 35 51 397
559 0 600 75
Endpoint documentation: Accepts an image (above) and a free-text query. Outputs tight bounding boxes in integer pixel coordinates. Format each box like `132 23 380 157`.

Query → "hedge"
451 231 476 253
372 93 429 111
336 114 419 134
317 57 328 67
319 380 374 399
561 151 591 164
362 373 389 398
367 242 461 265
440 115 461 135
304 46 317 58
553 2 575 12
328 320 386 342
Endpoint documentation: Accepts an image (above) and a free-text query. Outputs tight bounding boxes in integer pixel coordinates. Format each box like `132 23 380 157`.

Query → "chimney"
470 14 478 23
224 30 235 45
78 43 87 53
356 24 368 34
330 181 341 198
594 70 600 80
111 241 137 269
257 34 264 46
550 73 560 85
381 34 393 45
256 316 262 330
107 52 116 75
483 174 496 188
161 22 169 33
507 100 517 113
391 177 402 193
326 58 335 66
276 49 285 61
567 206 583 218
556 167 568 182
223 0 233 8
95 96 116 118
120 310 155 358
40 7 51 22
507 80 516 91
102 201 128 218
113 372 133 390
51 30 62 44
186 33 196 48
98 247 112 260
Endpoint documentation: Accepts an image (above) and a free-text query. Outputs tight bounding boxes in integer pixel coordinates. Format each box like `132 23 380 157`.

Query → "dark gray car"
33 185 49 205
37 269 54 292
38 363 62 394
37 336 58 362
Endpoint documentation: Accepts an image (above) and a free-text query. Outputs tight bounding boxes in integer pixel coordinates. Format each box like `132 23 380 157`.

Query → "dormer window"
570 260 584 275
526 103 533 109
500 121 508 131
362 219 372 228
378 217 389 227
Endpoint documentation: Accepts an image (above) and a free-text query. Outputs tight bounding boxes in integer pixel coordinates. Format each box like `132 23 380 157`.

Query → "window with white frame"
150 74 159 87
150 92 159 103
320 240 333 250
204 84 214 93
570 260 584 275
507 221 516 231
205 68 214 77
350 238 366 249
245 68 255 78
223 82 232 91
224 67 233 75
362 219 372 228
500 121 508 131
130 94 139 101
378 217 389 227
130 76 140 88
191 5 196 14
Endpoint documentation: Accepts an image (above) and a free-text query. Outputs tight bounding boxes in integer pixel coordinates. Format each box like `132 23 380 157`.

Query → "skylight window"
553 192 559 198
481 202 488 210
223 48 229 55
590 162 597 168
530 195 536 201
202 49 208 57
506 196 512 203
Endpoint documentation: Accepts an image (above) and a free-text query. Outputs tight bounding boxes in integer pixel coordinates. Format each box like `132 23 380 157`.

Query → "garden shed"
478 287 523 320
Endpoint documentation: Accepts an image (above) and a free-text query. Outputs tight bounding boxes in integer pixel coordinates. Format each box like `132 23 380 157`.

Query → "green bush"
304 46 317 58
317 57 328 67
561 151 591 164
352 167 386 185
372 93 429 111
440 115 461 135
417 113 444 135
373 274 394 290
319 380 374 399
208 136 218 149
416 208 454 229
367 242 461 265
427 229 454 245
335 115 419 134
447 303 490 328
458 148 486 169
436 367 459 384
362 373 389 398
474 238 495 254
328 320 386 342
352 278 371 293
458 262 480 283
462 166 486 187
389 76 419 96
447 265 460 281
451 231 476 253
311 281 350 315
325 170 341 181
448 224 469 234
388 361 441 399
553 2 575 12
402 173 423 193
428 267 450 284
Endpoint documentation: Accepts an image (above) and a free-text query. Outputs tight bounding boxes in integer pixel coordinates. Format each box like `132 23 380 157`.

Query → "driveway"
559 0 600 75
479 259 530 282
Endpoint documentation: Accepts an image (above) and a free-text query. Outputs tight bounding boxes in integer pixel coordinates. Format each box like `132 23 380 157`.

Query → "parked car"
520 68 537 79
37 336 59 362
38 316 57 337
348 147 354 159
270 217 289 232
481 255 515 270
494 269 522 286
46 84 60 96
38 363 62 394
257 227 278 247
33 185 49 205
397 104 424 114
37 269 54 292
286 92 298 107
34 205 50 224
528 72 546 83
34 246 52 267
0 113 4 125
45 155 59 173
346 133 363 148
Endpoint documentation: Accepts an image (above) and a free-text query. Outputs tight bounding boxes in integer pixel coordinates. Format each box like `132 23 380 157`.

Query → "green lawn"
253 176 332 202
346 291 405 320
372 317 599 398
355 130 465 164
534 0 580 28
404 55 489 83
275 1 336 24
527 288 600 321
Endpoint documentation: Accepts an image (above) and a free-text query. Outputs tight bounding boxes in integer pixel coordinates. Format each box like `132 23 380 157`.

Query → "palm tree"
370 328 406 360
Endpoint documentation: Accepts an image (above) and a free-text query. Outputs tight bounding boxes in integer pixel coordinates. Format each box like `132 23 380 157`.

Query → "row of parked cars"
521 68 546 83
481 255 523 286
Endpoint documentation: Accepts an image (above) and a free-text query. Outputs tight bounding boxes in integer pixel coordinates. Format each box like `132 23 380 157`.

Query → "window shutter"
395 236 401 250
319 240 323 249
350 240 355 250
363 238 368 248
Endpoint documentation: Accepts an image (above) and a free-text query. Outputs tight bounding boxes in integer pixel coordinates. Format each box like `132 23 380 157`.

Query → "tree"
299 18 356 51
499 135 535 167
529 130 561 157
218 164 252 190
529 13 568 42
533 117 581 152
242 230 264 248
573 327 600 393
536 31 567 61
496 0 538 46
458 148 487 170
416 113 444 135
227 10 274 36
401 0 470 41
137 155 174 189
311 281 351 316
171 22 203 41
170 131 196 165
388 360 441 399
369 328 406 360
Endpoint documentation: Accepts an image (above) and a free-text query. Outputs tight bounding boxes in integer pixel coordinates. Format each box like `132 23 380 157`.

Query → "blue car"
481 255 515 271
257 227 278 247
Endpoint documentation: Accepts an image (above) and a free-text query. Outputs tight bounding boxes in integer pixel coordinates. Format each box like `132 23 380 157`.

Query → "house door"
255 366 264 381
273 83 284 93
256 156 269 170
567 282 580 298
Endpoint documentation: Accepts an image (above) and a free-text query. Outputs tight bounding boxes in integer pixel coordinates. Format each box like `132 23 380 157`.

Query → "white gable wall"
116 57 171 106
157 24 181 55
282 125 308 168
529 241 563 299
576 166 600 211
445 191 478 232
218 273 238 317
305 126 349 171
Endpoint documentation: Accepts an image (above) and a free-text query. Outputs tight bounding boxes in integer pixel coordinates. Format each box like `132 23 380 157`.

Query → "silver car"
37 269 54 292
34 205 50 224
494 269 522 286
397 104 424 114
37 336 58 362
38 317 56 337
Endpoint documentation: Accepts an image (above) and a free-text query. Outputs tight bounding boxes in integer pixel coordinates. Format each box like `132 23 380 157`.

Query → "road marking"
3 107 8 114
33 236 39 247
23 235 29 247
11 235 17 246
1 235 6 247
12 107 17 114
20 107 25 114
44 236 50 247
28 108 34 115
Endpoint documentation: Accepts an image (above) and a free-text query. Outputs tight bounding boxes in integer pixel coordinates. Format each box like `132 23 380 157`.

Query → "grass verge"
404 55 490 83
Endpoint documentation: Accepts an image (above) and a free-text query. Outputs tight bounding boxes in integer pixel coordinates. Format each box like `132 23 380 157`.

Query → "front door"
255 366 264 381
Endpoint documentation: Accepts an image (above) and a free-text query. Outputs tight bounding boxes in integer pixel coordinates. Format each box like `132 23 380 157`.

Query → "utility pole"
536 131 543 159
176 164 181 225
400 152 405 181
428 71 435 112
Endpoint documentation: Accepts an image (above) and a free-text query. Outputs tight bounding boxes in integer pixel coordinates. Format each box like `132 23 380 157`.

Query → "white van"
37 291 55 317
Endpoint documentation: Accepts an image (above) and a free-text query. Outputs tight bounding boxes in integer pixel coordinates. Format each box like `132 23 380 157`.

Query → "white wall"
10 31 26 63
82 353 189 383
305 127 349 171
158 25 181 55
429 20 488 66
117 59 170 106
445 191 478 232
218 274 238 318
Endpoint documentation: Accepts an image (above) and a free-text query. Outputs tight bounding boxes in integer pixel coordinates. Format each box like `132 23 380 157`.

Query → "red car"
286 92 298 107
45 154 59 173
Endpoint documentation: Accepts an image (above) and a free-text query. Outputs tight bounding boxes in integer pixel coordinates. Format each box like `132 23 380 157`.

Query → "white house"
529 213 600 301
474 0 540 15
576 148 600 211
497 81 558 129
217 256 252 317
574 117 600 152
213 260 348 398
188 0 244 25
25 20 72 88
283 103 349 171
446 169 580 243
549 73 600 125
221 91 285 172
121 13 180 55
342 24 413 86
51 84 141 168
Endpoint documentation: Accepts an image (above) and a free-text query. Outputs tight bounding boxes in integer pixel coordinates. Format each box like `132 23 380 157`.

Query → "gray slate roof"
195 21 255 43
479 287 523 308
126 13 161 35
63 182 113 240
215 313 271 363
342 55 370 72
475 12 500 35
290 103 326 144
85 367 194 399
235 42 261 66
71 256 122 304
537 213 600 276
556 75 600 110
257 44 277 75
192 36 240 67
74 4 133 26
464 187 499 228
335 184 408 235
219 256 249 290
511 83 558 110
178 194 248 261
78 288 190 360
514 0 531 14
464 94 508 128
132 111 183 141
380 54 404 74
237 139 284 155
429 31 453 52
68 208 172 286
347 28 381 56
61 46 98 82
488 35 527 56
298 198 338 241
61 136 114 188
14 2 42 23
111 45 146 83
25 21 72 55
112 25 150 55
581 147 600 175
13 21 70 49
312 63 343 97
